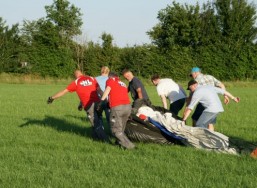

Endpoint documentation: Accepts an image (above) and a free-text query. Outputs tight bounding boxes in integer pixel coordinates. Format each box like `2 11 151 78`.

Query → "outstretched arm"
160 94 168 109
47 89 69 104
51 89 69 100
216 82 230 104
223 90 240 103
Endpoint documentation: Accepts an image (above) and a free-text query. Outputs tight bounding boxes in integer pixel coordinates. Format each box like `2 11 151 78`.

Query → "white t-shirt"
156 78 186 103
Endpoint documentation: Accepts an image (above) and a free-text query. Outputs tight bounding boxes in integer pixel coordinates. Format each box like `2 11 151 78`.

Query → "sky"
0 0 255 47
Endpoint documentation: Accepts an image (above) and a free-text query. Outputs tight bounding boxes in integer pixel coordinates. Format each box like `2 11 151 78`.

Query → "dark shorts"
192 103 205 121
169 98 186 116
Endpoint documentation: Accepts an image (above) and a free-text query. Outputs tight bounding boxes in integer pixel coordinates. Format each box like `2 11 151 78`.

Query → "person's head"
122 69 134 81
187 79 198 92
74 70 83 78
151 74 160 86
108 71 118 78
190 67 201 79
101 66 110 76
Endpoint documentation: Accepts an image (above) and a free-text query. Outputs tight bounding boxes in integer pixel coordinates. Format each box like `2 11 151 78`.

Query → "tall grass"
0 83 257 187
0 73 73 85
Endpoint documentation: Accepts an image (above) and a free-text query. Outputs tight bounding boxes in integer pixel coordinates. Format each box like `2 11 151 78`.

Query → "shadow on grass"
64 114 87 123
229 136 257 154
20 115 92 138
65 114 112 135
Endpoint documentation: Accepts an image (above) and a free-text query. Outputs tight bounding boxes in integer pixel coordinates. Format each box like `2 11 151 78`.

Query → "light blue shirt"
188 85 225 113
95 75 108 91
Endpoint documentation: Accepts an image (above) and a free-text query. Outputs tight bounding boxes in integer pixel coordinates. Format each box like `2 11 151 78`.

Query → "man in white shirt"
151 74 187 116
183 80 240 131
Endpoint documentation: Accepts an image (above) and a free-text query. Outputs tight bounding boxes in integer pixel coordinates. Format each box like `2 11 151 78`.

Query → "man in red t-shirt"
47 70 109 142
98 72 135 149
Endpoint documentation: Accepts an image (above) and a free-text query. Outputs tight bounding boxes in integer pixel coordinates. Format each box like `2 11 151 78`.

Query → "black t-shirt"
128 77 149 101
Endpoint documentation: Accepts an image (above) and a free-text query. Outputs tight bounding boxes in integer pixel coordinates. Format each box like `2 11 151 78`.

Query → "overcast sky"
0 0 256 47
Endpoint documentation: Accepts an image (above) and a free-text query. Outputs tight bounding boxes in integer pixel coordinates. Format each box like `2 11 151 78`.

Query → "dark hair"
108 72 118 77
151 74 160 81
187 79 198 90
122 68 131 75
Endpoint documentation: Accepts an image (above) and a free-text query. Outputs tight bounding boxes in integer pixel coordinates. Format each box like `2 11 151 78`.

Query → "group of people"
152 67 240 131
47 66 240 149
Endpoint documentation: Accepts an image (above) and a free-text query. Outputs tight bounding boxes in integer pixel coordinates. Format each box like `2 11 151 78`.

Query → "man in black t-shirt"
122 69 151 109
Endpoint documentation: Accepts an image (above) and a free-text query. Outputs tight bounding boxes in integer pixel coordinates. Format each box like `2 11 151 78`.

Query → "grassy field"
0 82 257 187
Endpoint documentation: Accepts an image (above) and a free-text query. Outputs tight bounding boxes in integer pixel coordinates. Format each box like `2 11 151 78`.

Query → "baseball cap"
187 79 197 90
190 67 201 76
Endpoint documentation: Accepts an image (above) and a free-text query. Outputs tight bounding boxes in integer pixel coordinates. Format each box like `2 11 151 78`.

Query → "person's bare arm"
182 107 192 121
47 89 69 104
51 89 69 100
160 94 168 109
101 86 111 101
216 82 228 104
224 91 240 103
186 92 193 106
136 88 143 99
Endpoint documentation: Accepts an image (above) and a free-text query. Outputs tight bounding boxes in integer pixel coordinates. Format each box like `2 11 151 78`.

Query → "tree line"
1 0 257 81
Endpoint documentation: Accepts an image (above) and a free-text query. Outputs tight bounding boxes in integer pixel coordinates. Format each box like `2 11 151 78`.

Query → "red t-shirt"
106 77 130 108
66 76 100 108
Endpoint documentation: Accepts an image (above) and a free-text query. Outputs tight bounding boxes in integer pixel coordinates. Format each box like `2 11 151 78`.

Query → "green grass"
0 83 257 187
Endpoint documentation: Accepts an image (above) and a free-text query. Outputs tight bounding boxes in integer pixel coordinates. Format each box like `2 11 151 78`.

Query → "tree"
18 0 83 77
120 45 156 77
147 1 202 51
45 0 83 44
147 0 257 80
0 17 21 73
214 0 257 44
213 0 257 79
72 34 88 71
100 32 121 71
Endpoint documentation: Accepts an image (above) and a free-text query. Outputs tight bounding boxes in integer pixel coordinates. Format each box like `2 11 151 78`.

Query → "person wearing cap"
98 72 135 149
188 67 229 127
151 74 187 116
182 80 240 131
122 69 151 109
190 67 226 89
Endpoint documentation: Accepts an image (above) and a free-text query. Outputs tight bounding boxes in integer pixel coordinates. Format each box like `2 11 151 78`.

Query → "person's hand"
78 102 83 111
47 96 54 104
224 95 230 105
233 97 240 103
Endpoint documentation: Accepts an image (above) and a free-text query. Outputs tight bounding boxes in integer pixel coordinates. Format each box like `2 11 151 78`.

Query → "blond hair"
101 66 110 74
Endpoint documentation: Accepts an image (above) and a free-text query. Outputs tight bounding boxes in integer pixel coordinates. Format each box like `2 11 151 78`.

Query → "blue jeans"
85 102 110 142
